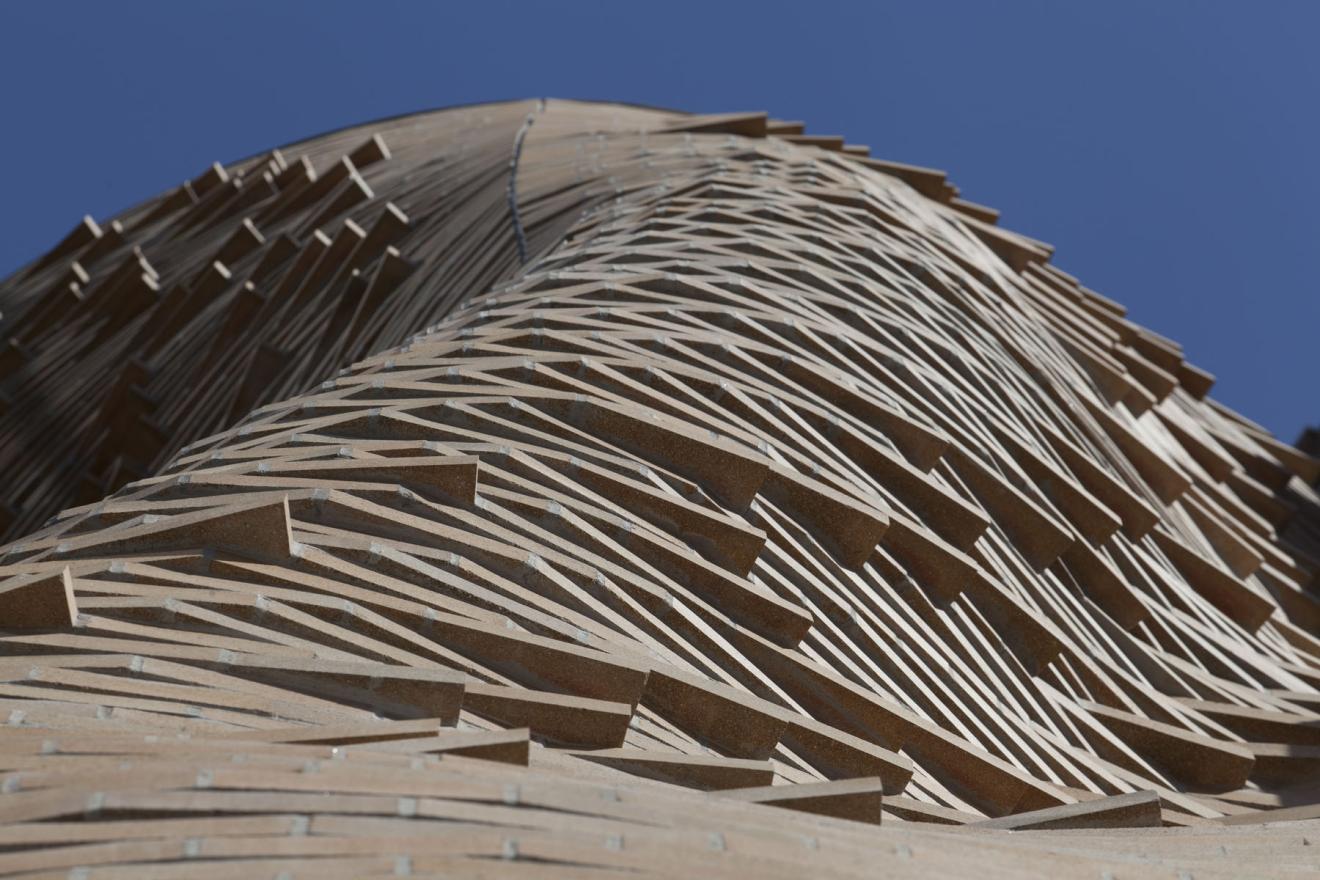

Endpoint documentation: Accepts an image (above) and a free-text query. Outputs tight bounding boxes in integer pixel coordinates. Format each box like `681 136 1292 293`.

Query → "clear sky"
1 1 1315 441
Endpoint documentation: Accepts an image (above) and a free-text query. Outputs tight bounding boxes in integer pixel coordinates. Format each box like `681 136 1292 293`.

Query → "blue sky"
1 1 1315 441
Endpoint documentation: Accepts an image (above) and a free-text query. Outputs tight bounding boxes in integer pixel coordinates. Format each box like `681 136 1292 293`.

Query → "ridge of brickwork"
0 101 1318 878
